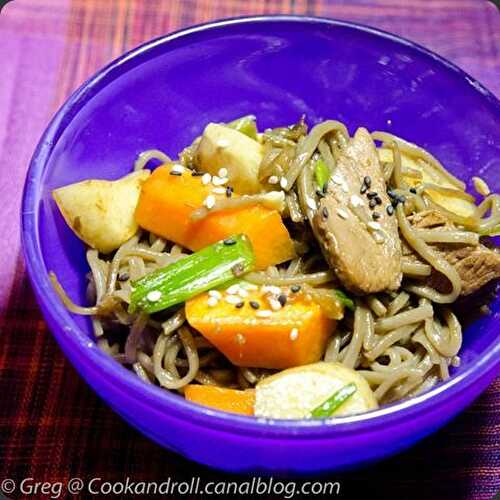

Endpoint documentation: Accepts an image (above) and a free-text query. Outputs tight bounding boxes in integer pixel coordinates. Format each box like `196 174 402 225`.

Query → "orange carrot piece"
184 385 255 415
188 205 295 270
135 165 295 269
135 165 210 247
186 289 336 369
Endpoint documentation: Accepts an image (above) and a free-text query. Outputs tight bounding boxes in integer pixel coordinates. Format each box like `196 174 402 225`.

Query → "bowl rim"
21 14 500 438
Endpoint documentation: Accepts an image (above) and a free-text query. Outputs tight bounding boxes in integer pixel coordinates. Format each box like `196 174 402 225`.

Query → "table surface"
0 1 499 498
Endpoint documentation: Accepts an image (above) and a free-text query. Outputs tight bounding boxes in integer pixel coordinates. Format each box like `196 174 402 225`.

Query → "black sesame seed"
386 205 395 216
223 238 236 246
367 191 378 199
226 186 233 198
291 285 301 293
191 171 204 176
363 176 372 187
369 199 377 209
249 300 260 309
235 301 245 309
398 195 407 204
372 212 381 220
387 190 397 199
360 184 368 194
322 207 329 219
117 272 129 282
375 196 383 205
278 294 287 307
409 187 417 194
231 263 245 277
169 170 182 176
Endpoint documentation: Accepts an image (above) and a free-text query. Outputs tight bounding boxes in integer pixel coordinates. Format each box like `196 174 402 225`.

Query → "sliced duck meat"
431 245 500 295
409 210 451 229
407 210 500 296
313 128 402 294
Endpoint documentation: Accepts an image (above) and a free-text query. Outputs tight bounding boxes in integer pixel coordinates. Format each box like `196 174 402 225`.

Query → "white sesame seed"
212 176 228 186
225 295 241 305
472 176 490 196
217 139 230 148
290 328 299 341
256 309 272 318
268 175 279 185
207 296 218 307
350 194 364 208
306 198 317 210
208 290 222 299
341 183 349 193
269 298 282 311
237 288 249 298
204 195 216 209
368 221 382 230
337 208 349 219
280 177 288 189
201 173 212 185
332 174 344 185
218 167 228 177
226 284 240 295
212 187 226 194
246 284 258 291
170 164 184 174
262 285 282 295
146 290 162 302
236 333 246 345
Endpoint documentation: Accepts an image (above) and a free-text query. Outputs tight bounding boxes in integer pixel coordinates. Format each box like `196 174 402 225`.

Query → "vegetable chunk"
254 362 378 419
184 385 255 415
378 147 476 219
134 165 295 269
196 123 265 194
129 235 255 314
52 170 150 254
186 286 335 369
189 205 295 270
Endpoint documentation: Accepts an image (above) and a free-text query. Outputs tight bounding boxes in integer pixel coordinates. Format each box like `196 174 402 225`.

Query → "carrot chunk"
134 165 209 247
134 165 295 269
184 385 255 415
186 287 336 369
189 205 295 270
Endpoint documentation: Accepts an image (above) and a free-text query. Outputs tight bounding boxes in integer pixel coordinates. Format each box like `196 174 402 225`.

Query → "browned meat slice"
313 128 402 294
428 244 500 295
407 210 500 295
409 210 451 229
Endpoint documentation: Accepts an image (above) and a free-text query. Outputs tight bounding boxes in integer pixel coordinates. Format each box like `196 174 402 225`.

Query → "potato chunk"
254 362 378 419
378 148 476 219
52 170 150 254
196 123 264 194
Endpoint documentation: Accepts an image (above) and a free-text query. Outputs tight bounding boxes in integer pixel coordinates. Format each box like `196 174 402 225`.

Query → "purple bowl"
21 16 500 474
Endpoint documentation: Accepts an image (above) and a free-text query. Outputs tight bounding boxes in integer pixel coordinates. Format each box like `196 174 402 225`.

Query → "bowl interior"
34 17 499 420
